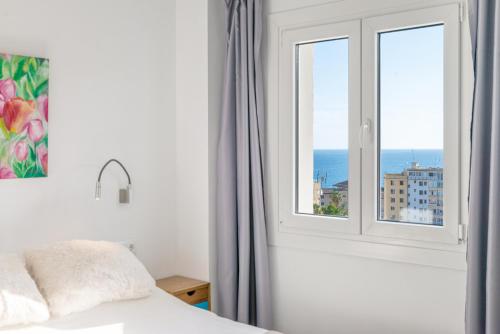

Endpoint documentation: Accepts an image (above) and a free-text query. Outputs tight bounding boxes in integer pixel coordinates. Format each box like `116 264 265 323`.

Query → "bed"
1 241 280 334
0 287 278 334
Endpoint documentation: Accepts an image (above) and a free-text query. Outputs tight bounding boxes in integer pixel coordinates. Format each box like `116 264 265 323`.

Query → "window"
362 5 460 243
296 38 349 218
278 4 460 244
278 19 361 235
377 24 444 227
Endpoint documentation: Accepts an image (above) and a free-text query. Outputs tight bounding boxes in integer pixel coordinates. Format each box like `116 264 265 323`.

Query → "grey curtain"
466 1 500 333
215 0 272 329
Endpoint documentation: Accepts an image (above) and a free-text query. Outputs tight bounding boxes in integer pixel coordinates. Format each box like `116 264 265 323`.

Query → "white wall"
174 0 225 282
271 247 466 334
264 0 469 333
0 0 177 279
175 0 210 281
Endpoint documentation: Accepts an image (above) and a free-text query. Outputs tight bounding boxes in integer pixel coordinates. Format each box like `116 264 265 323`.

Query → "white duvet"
0 288 273 334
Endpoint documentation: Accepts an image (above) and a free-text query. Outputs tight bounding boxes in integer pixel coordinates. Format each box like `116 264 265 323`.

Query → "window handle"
359 119 372 148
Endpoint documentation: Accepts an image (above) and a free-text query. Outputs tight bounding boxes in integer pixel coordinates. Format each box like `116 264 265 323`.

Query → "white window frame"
276 4 462 244
361 5 461 244
278 20 362 235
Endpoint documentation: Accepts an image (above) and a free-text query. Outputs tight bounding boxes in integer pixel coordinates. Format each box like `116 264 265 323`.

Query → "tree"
313 203 347 217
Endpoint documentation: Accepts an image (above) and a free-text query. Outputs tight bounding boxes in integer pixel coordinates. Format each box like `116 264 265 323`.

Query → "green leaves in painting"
11 141 46 178
4 55 49 100
0 53 49 179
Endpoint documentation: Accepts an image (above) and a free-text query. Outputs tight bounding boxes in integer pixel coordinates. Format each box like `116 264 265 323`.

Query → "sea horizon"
314 149 443 187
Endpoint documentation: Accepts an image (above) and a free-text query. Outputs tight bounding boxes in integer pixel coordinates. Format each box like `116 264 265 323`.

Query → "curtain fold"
466 1 500 333
215 0 272 329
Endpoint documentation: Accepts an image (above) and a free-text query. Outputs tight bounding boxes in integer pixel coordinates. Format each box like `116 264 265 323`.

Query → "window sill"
269 222 467 271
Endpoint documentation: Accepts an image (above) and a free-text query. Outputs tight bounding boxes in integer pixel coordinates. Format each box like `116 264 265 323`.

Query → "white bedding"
0 288 273 334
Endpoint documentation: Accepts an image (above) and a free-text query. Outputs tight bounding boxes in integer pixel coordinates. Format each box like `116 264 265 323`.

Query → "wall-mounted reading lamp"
95 159 132 204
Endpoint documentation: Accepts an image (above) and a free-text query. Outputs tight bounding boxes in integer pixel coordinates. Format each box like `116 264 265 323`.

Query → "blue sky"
312 24 444 150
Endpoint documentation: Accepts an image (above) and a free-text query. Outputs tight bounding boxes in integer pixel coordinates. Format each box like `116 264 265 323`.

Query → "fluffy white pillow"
0 254 49 328
24 240 155 317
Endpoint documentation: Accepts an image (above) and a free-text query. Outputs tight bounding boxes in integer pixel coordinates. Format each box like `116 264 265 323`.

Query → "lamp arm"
97 159 132 186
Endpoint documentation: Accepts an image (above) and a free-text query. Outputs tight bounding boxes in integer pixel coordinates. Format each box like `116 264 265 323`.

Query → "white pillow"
0 254 49 328
24 240 155 317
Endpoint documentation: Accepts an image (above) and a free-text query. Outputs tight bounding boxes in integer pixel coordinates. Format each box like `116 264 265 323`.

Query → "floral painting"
0 54 49 179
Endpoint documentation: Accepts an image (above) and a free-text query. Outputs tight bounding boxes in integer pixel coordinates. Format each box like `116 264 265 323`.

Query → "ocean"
314 149 443 187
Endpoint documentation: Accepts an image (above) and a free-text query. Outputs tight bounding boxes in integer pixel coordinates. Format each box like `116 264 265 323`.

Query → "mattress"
0 287 276 334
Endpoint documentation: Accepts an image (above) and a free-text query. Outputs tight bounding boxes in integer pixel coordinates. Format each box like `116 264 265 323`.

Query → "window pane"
295 38 349 218
378 25 444 226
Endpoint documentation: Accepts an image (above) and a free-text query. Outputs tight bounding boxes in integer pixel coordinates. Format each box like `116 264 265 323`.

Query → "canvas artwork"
0 54 49 179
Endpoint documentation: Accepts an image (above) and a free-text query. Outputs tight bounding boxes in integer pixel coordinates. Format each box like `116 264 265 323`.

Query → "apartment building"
383 163 444 225
383 173 408 220
407 164 444 225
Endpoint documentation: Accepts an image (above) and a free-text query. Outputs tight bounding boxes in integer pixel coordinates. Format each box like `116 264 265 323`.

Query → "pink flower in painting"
14 141 28 161
37 95 48 122
28 119 44 142
0 79 16 117
37 144 48 175
3 97 35 133
0 166 16 179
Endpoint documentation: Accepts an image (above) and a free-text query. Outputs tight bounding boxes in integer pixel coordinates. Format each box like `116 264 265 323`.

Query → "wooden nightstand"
156 275 211 310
